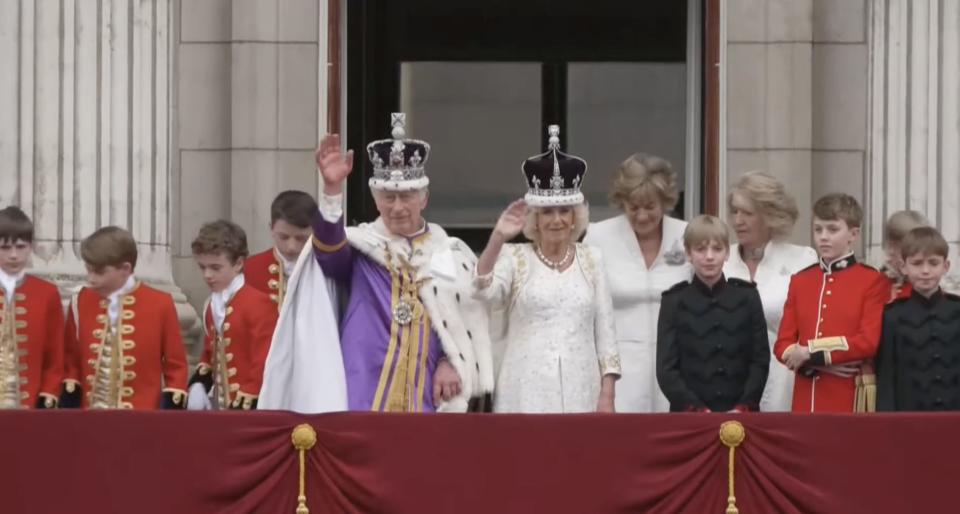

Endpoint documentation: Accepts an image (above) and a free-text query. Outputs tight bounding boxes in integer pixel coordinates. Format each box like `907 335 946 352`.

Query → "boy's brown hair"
683 214 731 251
0 206 34 244
81 226 138 270
883 210 929 246
271 190 318 228
812 193 864 228
900 226 949 260
191 220 249 263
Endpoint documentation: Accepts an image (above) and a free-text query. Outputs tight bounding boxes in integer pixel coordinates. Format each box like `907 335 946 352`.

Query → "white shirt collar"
106 275 137 324
275 248 295 276
211 274 245 332
0 269 25 299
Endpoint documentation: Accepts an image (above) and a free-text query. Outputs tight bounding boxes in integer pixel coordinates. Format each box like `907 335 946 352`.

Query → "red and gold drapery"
0 411 952 513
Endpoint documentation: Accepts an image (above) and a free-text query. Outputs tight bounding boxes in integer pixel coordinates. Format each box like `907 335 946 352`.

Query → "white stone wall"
726 0 871 251
726 0 818 246
173 0 322 313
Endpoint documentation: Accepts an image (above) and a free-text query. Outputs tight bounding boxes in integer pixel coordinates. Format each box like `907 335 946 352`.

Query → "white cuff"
472 263 494 290
319 192 344 223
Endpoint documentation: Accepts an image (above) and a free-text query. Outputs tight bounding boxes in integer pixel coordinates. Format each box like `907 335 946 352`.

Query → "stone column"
0 0 200 350
173 0 321 314
725 0 815 246
866 0 960 289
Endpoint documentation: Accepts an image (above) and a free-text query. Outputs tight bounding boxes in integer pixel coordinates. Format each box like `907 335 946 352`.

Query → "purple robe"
312 212 444 412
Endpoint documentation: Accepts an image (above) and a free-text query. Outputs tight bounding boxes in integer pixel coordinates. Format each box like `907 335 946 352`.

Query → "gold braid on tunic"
0 295 25 409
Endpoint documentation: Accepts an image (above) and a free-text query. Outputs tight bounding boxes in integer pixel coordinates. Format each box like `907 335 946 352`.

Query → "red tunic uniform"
890 278 912 302
0 275 64 408
244 248 286 311
194 284 277 409
64 282 189 409
774 254 888 412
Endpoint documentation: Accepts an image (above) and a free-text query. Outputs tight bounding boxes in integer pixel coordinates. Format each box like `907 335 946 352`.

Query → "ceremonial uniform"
0 274 64 409
191 276 277 410
877 289 960 411
244 248 290 310
63 279 189 409
773 253 888 412
656 276 769 412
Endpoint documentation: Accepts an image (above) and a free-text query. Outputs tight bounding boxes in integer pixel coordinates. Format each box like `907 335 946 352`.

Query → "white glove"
186 382 212 411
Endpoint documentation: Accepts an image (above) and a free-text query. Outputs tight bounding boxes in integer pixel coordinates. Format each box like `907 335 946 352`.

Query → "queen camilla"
473 126 621 413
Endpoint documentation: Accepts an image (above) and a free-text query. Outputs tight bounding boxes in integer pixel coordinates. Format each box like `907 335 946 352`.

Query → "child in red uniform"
62 226 188 409
880 210 929 302
0 206 64 409
244 191 318 311
188 220 277 410
774 194 888 412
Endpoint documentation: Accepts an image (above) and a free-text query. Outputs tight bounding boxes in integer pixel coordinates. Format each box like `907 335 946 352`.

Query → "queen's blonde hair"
522 203 590 243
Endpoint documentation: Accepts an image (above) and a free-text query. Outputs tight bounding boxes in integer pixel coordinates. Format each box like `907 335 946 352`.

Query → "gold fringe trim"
291 424 317 514
854 372 877 413
719 420 746 514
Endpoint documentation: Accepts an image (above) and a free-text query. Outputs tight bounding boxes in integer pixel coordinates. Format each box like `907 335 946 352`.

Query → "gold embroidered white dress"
474 243 620 413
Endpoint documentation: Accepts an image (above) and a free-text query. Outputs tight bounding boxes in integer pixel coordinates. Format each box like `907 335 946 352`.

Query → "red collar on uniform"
819 252 856 273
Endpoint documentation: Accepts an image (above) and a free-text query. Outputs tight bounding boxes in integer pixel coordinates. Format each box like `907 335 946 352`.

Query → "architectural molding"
867 0 960 289
0 0 200 348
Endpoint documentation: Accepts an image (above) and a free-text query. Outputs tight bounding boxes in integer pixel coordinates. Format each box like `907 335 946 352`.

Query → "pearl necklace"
536 245 573 270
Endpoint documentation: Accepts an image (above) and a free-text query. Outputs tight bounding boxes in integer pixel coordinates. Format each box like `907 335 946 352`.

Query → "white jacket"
724 241 818 412
583 214 692 412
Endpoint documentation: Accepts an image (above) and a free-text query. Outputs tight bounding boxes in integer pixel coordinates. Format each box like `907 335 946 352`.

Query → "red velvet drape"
1 411 955 513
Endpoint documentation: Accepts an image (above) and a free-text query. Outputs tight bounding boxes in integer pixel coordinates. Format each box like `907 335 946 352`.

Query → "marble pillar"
866 0 960 289
0 0 201 351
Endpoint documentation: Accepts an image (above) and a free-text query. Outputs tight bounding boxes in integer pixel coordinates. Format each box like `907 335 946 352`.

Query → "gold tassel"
291 424 318 514
854 373 877 413
719 421 746 514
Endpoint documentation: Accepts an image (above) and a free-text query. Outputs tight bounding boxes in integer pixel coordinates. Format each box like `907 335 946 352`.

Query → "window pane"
567 62 688 221
400 62 541 227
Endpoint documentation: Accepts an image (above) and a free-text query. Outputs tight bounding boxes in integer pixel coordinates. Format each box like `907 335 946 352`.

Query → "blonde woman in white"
583 154 691 413
474 126 620 413
723 171 817 412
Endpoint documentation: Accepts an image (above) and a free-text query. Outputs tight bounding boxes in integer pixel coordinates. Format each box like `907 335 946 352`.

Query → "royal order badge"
393 299 414 325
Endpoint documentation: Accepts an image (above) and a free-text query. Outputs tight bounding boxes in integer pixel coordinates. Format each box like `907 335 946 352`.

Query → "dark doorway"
346 1 693 250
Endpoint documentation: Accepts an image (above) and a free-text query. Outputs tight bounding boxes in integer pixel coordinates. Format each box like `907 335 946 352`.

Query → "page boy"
0 206 64 409
656 215 769 412
880 210 929 301
188 220 277 410
62 226 188 409
244 190 318 310
774 194 888 412
877 226 960 411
